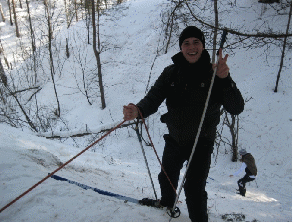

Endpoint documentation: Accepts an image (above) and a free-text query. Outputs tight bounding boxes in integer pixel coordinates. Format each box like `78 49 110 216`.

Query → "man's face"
181 37 204 64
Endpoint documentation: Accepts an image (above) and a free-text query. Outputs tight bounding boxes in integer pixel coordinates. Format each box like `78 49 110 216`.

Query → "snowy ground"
0 0 291 221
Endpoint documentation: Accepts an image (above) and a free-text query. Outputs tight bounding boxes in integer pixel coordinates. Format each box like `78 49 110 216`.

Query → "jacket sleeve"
232 162 247 176
214 74 245 115
136 66 172 119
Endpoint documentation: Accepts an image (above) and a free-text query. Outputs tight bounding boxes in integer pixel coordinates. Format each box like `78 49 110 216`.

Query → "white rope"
169 54 221 222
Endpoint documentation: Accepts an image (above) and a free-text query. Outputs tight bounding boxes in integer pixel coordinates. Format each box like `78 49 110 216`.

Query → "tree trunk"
274 2 292 92
224 110 240 162
1 63 38 132
0 42 10 69
74 0 78 22
12 0 20 37
25 0 37 83
25 0 36 52
7 0 13 25
0 3 5 22
212 0 218 64
0 59 8 87
64 0 70 28
18 0 23 8
85 0 90 44
44 0 61 117
92 0 106 109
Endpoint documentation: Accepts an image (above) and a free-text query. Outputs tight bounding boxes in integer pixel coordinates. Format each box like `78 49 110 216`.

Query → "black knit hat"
179 26 205 49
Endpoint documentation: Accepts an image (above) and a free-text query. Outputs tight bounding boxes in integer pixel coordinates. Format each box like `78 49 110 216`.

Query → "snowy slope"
0 0 292 221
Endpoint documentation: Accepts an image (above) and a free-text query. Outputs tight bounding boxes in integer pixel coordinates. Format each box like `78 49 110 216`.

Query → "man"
123 26 244 221
230 149 257 197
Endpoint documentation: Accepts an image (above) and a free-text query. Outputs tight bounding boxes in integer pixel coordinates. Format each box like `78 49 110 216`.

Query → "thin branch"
185 2 292 38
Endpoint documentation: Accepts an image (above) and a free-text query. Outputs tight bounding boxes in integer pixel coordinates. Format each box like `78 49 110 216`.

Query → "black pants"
237 174 255 196
158 135 213 222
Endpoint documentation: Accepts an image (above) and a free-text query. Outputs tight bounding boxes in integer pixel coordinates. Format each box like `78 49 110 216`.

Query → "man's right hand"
123 104 138 121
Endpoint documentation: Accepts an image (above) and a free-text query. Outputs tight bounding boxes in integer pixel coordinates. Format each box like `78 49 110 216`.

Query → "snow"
0 0 291 221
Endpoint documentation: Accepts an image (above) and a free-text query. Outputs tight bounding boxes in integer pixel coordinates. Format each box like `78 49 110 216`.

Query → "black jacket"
137 50 244 145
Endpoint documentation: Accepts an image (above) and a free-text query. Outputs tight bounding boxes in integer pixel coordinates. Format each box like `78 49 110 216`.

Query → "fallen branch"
41 121 141 139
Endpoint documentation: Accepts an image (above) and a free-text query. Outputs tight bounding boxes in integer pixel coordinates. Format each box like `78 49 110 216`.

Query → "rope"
130 103 177 195
0 120 126 214
169 58 219 221
168 30 228 222
134 120 158 200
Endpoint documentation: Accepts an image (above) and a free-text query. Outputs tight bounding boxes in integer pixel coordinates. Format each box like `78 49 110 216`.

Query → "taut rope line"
130 103 178 195
168 30 228 222
0 120 126 214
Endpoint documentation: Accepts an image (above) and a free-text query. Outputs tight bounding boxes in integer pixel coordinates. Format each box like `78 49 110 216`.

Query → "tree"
0 59 7 87
44 0 61 117
92 0 106 109
25 0 36 53
0 3 5 22
11 0 20 37
7 0 13 26
211 0 218 64
274 1 292 92
0 41 10 69
0 59 38 132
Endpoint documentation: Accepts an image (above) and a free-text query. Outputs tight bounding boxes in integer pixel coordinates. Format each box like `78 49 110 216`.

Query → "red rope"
130 103 177 195
0 120 126 214
1 106 177 214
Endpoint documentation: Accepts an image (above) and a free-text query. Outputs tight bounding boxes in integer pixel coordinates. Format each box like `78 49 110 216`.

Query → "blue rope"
50 174 139 204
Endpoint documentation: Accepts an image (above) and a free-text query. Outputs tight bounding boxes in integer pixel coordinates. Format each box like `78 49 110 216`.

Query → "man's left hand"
212 48 229 79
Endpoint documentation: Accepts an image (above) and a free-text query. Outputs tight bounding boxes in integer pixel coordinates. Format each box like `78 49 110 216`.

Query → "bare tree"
224 111 240 162
0 59 7 87
64 0 70 28
25 0 36 53
0 59 38 131
25 0 37 83
0 3 5 22
11 0 20 37
212 0 218 64
85 0 91 44
274 1 292 92
0 41 10 69
44 0 61 117
161 1 184 54
18 0 23 8
7 0 13 25
74 0 78 22
92 0 106 109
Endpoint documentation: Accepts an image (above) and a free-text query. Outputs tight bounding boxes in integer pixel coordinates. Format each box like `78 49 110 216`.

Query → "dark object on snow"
237 188 247 197
258 0 280 3
237 175 254 197
139 198 161 208
139 198 181 218
222 213 245 222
